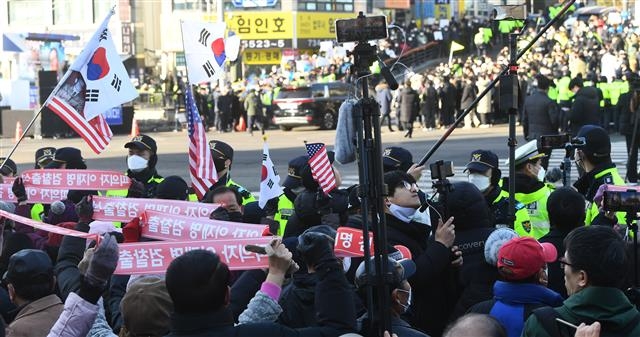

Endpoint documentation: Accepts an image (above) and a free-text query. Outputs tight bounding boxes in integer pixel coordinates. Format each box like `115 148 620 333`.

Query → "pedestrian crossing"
339 141 632 191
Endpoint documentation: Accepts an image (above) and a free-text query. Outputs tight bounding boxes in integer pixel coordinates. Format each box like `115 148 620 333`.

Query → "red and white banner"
115 237 272 275
0 210 97 241
0 184 68 204
20 169 130 190
334 227 374 258
92 196 219 222
140 210 264 241
2 177 15 185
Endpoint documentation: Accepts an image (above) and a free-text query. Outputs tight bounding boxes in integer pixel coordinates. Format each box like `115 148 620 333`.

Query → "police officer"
118 134 164 198
203 140 255 205
29 147 56 221
465 149 531 232
502 140 553 239
45 147 87 169
264 155 307 236
573 125 625 225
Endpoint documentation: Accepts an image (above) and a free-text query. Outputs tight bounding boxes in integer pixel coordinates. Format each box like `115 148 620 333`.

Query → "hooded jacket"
522 287 640 337
471 281 564 337
569 86 601 136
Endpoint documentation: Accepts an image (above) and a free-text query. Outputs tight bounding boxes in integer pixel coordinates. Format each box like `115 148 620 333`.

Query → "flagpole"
448 44 454 66
0 6 117 172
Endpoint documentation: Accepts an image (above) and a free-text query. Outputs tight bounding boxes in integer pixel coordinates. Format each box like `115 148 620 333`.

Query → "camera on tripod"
335 15 388 43
430 160 454 180
537 134 586 151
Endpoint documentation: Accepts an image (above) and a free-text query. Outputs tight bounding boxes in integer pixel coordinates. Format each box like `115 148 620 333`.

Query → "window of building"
222 0 281 11
93 0 113 23
53 0 92 25
8 0 53 25
298 0 353 12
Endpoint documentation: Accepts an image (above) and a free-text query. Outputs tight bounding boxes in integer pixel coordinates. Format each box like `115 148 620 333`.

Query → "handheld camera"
603 190 640 213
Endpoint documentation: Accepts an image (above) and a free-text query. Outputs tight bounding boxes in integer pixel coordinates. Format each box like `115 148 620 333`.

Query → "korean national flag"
71 10 138 121
181 21 230 84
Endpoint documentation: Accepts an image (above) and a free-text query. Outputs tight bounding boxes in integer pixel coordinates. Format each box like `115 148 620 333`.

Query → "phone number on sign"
241 39 288 49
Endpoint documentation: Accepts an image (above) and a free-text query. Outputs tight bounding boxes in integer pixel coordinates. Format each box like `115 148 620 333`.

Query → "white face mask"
127 155 148 173
389 203 418 223
468 173 491 192
537 167 546 182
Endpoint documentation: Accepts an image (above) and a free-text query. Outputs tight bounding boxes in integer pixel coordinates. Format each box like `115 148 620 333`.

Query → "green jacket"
503 175 552 239
274 193 294 236
522 287 640 337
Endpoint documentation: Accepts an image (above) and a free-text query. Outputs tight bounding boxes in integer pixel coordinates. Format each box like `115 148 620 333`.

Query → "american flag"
44 9 135 154
305 142 336 194
186 84 217 199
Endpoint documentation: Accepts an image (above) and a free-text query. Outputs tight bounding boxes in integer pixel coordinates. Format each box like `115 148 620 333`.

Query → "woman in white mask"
465 149 531 232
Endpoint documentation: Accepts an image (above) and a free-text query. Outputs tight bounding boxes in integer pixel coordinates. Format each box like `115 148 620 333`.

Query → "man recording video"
573 125 625 226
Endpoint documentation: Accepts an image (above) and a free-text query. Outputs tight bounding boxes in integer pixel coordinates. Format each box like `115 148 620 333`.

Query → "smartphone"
335 15 388 43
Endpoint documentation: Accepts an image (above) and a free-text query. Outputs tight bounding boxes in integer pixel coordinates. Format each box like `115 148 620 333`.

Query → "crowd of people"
3 6 640 337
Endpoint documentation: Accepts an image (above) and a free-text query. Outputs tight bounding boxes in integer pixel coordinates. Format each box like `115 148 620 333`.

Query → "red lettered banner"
20 169 130 190
92 196 220 222
140 210 264 241
334 227 374 258
0 210 97 240
114 237 272 275
0 184 68 204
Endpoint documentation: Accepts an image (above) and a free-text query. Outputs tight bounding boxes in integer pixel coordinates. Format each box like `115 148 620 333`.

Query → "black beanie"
442 182 490 230
547 187 586 231
155 176 189 201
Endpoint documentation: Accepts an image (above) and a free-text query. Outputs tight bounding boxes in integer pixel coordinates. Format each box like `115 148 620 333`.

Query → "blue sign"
104 106 123 126
231 0 277 8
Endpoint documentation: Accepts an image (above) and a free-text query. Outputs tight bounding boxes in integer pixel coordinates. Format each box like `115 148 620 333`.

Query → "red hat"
497 237 557 280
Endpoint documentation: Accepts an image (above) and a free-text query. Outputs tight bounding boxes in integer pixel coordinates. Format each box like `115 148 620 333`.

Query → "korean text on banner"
115 237 273 275
92 196 219 222
20 169 130 190
140 210 264 241
334 227 374 258
0 210 97 241
0 184 68 204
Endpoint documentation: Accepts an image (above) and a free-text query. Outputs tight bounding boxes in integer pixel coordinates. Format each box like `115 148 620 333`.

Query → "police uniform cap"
283 155 309 190
383 147 414 173
577 125 610 157
209 140 234 161
35 147 56 168
505 140 547 166
465 149 498 173
45 147 86 169
0 158 17 176
125 134 158 154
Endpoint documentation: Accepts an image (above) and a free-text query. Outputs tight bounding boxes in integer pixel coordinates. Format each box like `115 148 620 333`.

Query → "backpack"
532 306 640 337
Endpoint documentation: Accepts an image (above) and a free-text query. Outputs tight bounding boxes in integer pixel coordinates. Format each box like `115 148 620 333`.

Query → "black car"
273 82 351 131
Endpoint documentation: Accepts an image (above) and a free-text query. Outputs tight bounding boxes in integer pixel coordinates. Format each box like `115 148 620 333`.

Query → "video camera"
430 160 454 181
537 134 585 151
335 15 388 43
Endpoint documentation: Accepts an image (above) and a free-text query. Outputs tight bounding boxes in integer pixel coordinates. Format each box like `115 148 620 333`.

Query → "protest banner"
20 169 130 190
0 210 97 241
334 226 374 258
0 184 68 204
92 196 219 222
140 210 264 241
114 237 272 275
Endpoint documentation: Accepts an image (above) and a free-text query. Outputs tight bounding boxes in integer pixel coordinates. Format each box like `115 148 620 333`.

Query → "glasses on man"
558 257 575 270
402 181 419 191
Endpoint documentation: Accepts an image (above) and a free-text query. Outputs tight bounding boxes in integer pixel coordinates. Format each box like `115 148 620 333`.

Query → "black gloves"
75 195 94 223
297 231 338 269
127 179 145 198
12 178 27 203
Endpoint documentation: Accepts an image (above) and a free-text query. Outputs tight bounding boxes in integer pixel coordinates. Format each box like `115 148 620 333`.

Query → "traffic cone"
236 116 246 132
130 118 139 137
14 121 22 143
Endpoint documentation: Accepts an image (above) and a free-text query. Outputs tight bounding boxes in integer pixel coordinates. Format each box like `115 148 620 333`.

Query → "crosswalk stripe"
340 141 631 190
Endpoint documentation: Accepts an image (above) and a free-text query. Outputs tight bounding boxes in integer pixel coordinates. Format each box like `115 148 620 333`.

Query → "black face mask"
214 158 227 172
228 211 243 222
